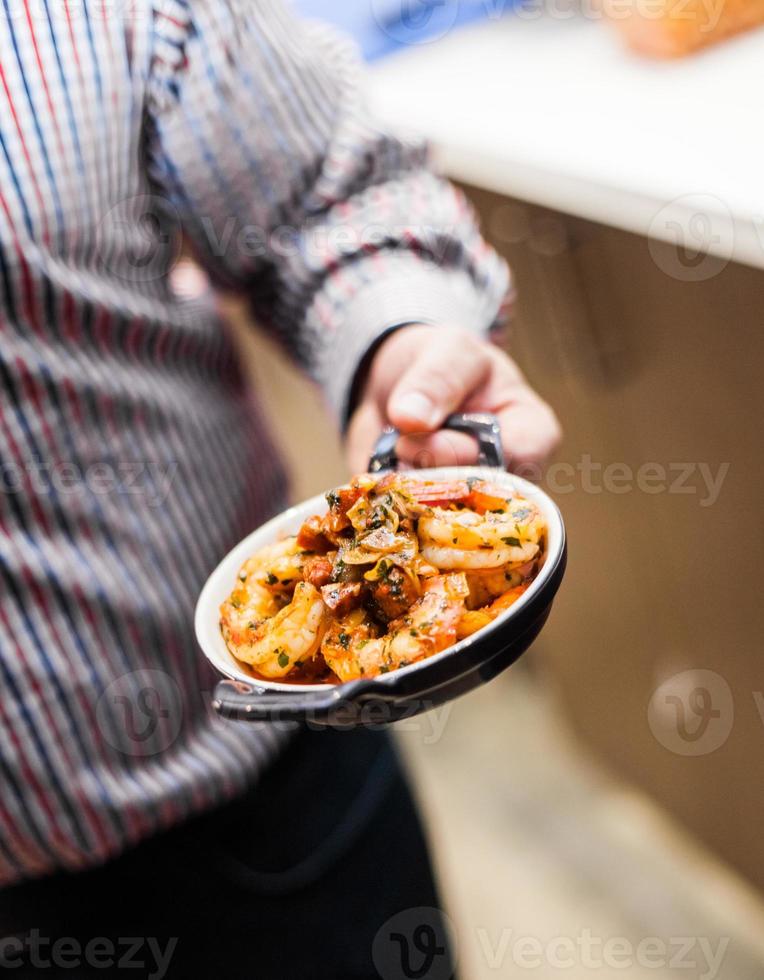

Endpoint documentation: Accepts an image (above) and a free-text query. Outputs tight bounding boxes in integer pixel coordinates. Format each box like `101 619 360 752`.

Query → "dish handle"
212 677 388 724
368 411 504 473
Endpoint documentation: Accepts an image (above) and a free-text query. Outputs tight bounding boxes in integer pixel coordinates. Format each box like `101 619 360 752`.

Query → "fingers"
395 395 561 473
386 328 491 434
495 397 562 472
346 323 562 475
396 430 480 468
345 399 384 474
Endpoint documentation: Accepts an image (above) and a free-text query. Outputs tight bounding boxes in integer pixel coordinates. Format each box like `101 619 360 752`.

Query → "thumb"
387 331 490 434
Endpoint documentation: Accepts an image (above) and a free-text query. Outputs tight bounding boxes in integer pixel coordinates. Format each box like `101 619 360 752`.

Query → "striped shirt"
0 0 508 886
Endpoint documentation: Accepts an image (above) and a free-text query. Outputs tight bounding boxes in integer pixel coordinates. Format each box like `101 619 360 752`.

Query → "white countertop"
367 16 764 270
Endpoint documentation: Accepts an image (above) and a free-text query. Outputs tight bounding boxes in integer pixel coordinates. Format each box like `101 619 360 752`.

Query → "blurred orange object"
603 0 764 56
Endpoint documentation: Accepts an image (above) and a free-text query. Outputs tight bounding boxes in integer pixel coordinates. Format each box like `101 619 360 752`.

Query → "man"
0 0 559 975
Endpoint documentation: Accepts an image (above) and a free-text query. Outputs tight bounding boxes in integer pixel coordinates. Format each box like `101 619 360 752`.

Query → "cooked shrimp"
419 504 541 570
220 581 325 679
457 585 529 639
382 573 469 667
238 536 307 593
320 608 381 683
220 581 283 639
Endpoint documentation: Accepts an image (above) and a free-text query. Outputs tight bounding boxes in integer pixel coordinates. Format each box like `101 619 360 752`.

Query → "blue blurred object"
292 0 513 61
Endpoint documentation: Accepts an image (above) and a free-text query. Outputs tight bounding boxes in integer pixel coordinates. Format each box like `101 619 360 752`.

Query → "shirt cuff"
309 252 511 426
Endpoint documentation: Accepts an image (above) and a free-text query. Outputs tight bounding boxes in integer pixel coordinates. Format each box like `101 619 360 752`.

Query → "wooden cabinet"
466 184 764 893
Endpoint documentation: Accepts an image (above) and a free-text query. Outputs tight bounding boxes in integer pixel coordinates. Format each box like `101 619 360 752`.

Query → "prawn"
237 536 306 593
419 497 544 570
220 581 325 679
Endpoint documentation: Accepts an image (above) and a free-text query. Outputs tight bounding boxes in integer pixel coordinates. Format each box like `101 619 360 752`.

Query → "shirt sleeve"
144 0 511 423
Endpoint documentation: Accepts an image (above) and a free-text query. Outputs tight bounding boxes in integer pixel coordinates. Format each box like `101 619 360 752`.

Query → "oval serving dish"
195 414 567 728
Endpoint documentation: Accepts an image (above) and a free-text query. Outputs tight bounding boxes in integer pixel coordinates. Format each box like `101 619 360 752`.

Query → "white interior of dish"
194 467 565 692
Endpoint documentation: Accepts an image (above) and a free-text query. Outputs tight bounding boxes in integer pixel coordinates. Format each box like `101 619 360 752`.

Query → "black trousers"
0 728 456 979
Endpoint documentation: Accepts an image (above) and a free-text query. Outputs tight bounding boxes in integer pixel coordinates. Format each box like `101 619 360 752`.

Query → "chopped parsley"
502 536 522 548
338 632 351 649
277 651 290 669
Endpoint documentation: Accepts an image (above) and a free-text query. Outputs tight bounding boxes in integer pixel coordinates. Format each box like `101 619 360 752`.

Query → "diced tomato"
296 515 332 552
322 484 368 534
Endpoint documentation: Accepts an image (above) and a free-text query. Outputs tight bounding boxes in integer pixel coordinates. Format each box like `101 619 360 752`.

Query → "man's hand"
346 324 561 474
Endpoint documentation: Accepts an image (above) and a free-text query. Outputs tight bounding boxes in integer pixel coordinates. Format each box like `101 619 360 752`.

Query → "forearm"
144 0 510 424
